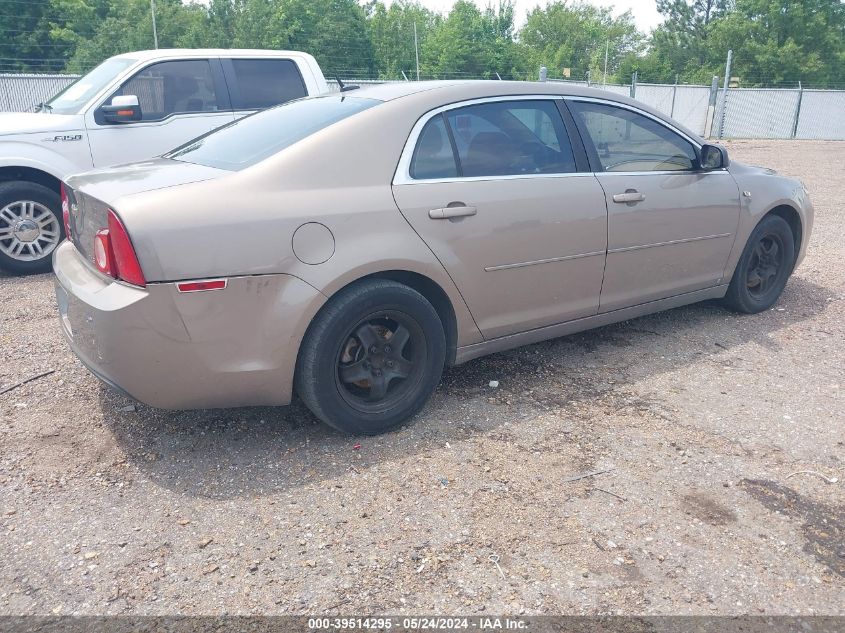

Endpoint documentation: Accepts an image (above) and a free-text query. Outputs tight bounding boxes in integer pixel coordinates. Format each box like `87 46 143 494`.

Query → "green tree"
708 0 845 85
518 1 643 82
641 0 845 85
0 0 78 73
420 0 518 79
64 0 206 72
365 1 440 79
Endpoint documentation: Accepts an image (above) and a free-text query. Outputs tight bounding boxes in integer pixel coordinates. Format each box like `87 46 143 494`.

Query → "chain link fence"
2 72 844 140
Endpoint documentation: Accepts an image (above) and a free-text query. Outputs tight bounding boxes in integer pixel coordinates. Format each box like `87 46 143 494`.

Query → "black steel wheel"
296 279 446 435
723 214 796 313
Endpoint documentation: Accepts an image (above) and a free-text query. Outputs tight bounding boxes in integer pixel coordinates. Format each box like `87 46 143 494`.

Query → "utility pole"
151 0 159 49
670 73 679 117
791 80 803 138
717 49 732 139
603 40 609 86
413 22 420 81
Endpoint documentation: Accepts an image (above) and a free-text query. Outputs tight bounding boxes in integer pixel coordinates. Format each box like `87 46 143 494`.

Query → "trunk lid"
65 158 227 270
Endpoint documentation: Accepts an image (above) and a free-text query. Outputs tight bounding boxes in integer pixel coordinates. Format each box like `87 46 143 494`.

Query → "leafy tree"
365 0 440 79
518 1 643 82
0 0 76 72
2 0 842 90
420 0 518 79
63 0 206 72
639 0 845 85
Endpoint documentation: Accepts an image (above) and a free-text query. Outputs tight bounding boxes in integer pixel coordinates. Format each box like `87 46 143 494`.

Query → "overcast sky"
386 0 665 32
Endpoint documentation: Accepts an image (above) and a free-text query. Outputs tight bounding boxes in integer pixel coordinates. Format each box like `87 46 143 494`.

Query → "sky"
386 0 665 32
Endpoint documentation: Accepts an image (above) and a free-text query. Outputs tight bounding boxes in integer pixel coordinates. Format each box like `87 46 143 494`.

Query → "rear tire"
295 279 446 435
723 214 795 314
0 181 63 275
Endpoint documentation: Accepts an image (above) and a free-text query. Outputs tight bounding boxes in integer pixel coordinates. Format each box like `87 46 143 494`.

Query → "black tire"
723 214 796 314
295 279 447 435
0 181 64 275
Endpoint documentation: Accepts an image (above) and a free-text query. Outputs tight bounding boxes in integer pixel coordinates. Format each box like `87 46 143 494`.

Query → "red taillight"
60 183 71 240
90 209 146 287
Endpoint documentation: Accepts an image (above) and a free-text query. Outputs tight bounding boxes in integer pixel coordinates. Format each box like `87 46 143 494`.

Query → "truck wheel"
0 181 64 275
295 279 447 435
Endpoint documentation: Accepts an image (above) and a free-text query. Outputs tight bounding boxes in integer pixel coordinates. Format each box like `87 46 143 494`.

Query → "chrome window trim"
393 95 575 186
392 93 729 185
597 169 731 177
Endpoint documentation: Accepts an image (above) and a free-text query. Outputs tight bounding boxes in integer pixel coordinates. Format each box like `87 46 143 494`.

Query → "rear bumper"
53 241 326 409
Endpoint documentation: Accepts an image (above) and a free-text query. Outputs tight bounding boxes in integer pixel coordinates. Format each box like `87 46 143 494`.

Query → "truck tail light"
91 209 146 287
60 182 71 241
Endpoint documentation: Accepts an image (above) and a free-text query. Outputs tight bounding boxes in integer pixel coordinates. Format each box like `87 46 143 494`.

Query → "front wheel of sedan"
295 279 447 435
723 214 796 314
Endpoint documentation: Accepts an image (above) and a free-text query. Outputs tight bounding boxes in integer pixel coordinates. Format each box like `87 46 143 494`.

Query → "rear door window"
114 59 221 121
225 59 308 110
409 100 577 180
410 115 459 179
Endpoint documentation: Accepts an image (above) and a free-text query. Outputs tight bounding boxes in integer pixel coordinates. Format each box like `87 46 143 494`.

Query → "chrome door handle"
612 191 646 203
429 206 477 219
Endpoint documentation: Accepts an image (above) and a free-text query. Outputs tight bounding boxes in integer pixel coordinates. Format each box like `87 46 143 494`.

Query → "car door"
392 97 608 340
86 58 234 168
221 58 309 120
567 99 741 313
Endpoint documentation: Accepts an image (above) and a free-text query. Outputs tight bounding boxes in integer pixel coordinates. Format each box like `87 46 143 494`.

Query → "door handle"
612 190 646 203
429 206 477 219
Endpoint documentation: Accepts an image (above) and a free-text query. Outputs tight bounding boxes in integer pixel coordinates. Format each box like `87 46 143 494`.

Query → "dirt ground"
0 140 843 617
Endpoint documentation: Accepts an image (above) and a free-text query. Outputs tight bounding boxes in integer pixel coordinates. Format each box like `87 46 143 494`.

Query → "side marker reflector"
176 279 228 293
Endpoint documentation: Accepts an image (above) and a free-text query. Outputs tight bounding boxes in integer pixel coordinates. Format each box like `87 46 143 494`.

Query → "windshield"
46 57 137 114
166 95 381 171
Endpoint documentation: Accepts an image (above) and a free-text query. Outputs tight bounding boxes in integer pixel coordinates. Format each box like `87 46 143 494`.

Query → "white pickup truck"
0 48 329 273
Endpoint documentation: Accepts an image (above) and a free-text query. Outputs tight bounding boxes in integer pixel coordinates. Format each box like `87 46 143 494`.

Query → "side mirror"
100 95 141 124
700 143 729 170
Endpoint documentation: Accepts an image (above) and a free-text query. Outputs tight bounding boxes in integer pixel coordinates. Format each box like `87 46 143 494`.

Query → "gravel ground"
1 140 843 617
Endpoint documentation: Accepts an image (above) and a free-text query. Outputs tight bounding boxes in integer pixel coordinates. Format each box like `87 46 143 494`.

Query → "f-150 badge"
42 134 83 142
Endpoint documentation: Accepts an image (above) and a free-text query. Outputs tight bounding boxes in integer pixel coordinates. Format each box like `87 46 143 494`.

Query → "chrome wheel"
0 200 61 261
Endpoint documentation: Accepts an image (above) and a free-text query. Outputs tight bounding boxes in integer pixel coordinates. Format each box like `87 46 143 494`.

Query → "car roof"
349 80 628 103
345 80 704 143
111 49 316 62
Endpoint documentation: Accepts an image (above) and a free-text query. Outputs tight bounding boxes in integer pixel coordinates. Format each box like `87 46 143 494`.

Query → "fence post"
539 66 548 82
586 70 591 87
703 76 719 138
791 81 803 139
670 74 678 117
717 49 732 139
630 71 637 98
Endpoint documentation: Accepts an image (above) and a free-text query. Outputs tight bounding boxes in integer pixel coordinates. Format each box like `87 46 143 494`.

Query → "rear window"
165 96 380 171
228 59 307 109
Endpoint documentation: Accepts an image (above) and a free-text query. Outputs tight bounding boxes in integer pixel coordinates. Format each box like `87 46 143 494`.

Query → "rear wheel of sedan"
723 214 795 314
0 181 64 275
296 279 447 435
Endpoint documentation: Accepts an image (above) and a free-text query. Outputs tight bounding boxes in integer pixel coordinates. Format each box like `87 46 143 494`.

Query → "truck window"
227 59 308 110
114 60 221 121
